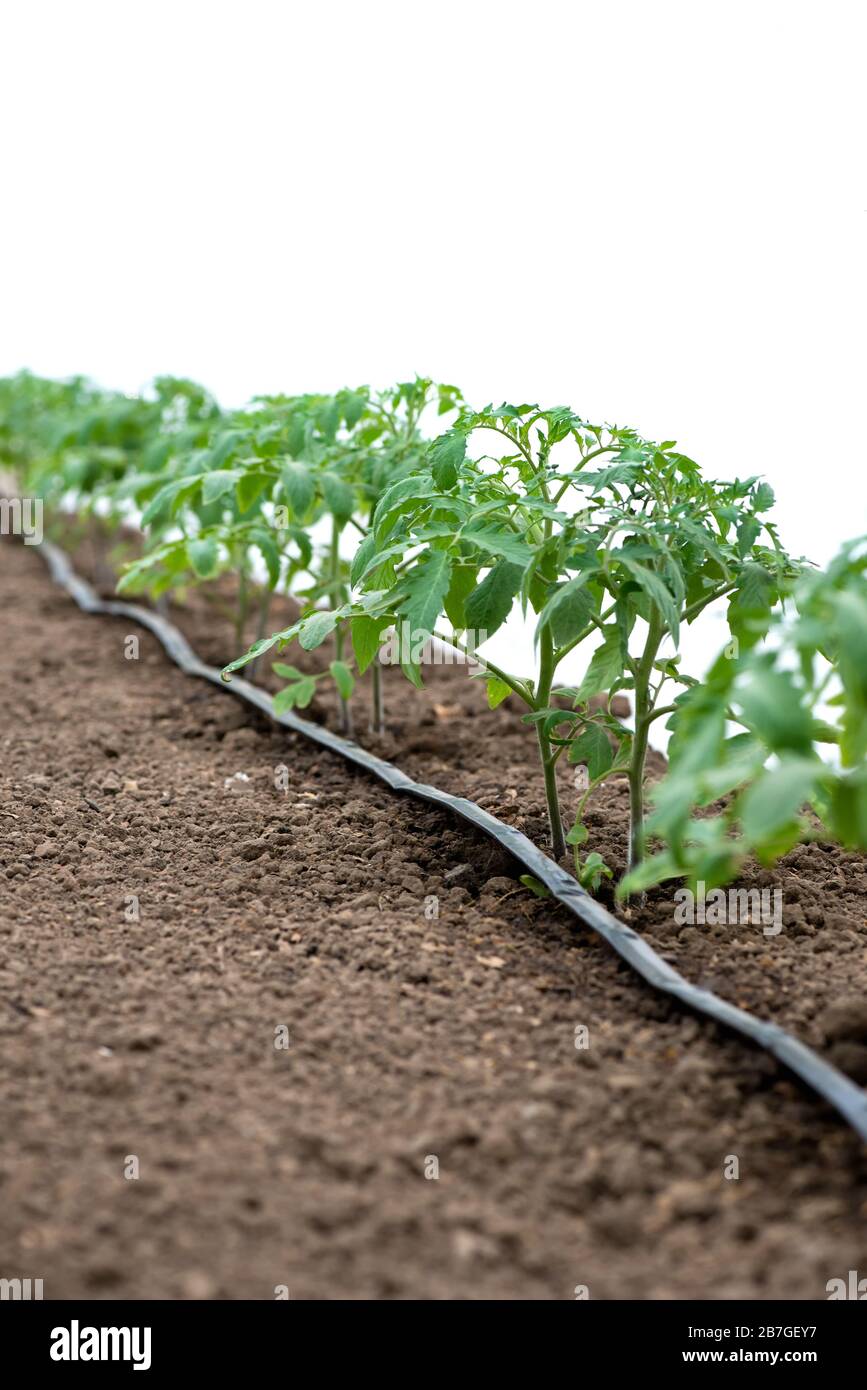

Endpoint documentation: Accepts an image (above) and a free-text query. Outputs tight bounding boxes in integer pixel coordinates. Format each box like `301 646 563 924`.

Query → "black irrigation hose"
37 539 867 1144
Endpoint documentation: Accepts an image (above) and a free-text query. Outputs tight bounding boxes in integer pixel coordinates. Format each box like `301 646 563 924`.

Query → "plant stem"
538 729 567 860
646 702 678 724
535 616 567 860
246 586 273 682
627 717 650 875
626 609 663 876
551 443 619 503
235 559 249 649
370 659 385 734
335 622 354 736
529 473 568 860
330 519 353 736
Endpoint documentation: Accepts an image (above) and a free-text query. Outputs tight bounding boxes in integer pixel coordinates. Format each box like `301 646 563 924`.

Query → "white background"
1 0 864 698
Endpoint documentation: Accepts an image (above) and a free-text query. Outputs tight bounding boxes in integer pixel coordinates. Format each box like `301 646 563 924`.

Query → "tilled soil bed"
1 537 866 1299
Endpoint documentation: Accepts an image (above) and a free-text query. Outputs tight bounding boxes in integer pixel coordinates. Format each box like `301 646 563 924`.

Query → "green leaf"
833 590 867 706
535 572 595 646
461 527 534 568
675 517 731 574
236 470 269 514
321 471 354 525
442 562 478 631
574 627 626 704
299 609 339 651
140 477 195 527
252 529 281 589
828 769 867 848
272 686 295 713
736 669 814 753
373 475 438 540
485 676 512 709
738 757 818 844
567 723 613 781
465 561 523 639
577 852 613 892
209 430 243 469
201 469 242 506
736 515 762 557
116 551 166 593
399 549 452 643
329 660 355 700
752 482 775 511
834 597 867 766
281 461 315 518
360 538 426 585
519 874 550 899
273 677 317 713
428 429 466 489
285 414 307 459
272 662 304 680
350 615 388 675
728 563 776 649
222 626 300 678
186 537 219 578
618 556 680 648
342 391 367 429
574 462 641 491
349 531 377 587
617 851 682 897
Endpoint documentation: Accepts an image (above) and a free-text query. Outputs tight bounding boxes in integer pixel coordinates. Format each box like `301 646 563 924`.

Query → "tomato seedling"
620 534 867 895
341 401 799 881
221 378 464 734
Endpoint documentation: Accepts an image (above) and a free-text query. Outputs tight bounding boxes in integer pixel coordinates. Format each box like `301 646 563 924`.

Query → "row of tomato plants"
1 369 865 897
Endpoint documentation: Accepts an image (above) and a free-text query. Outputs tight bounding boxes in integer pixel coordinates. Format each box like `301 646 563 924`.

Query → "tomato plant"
1 372 222 583
334 401 800 880
0 371 100 488
620 535 867 895
221 378 464 732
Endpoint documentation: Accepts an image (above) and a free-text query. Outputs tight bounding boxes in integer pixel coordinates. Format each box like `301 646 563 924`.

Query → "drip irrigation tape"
37 540 867 1143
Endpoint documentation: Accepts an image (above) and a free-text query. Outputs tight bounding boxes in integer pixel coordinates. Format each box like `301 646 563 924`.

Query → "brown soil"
170 566 867 1079
1 537 866 1300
